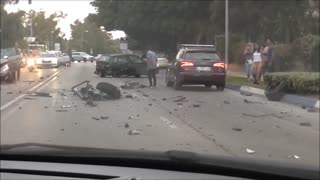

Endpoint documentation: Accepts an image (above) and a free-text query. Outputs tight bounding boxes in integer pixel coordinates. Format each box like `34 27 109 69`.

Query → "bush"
264 72 320 94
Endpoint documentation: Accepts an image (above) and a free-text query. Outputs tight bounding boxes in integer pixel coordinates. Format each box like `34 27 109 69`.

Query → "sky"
5 0 126 40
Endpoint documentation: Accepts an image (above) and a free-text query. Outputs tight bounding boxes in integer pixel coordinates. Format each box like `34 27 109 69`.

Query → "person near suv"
146 49 158 87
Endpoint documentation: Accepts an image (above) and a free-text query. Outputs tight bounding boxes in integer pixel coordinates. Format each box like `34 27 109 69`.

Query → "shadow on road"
176 86 221 92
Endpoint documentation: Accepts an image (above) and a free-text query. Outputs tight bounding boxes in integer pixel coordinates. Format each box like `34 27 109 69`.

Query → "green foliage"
69 18 120 55
264 72 320 94
272 44 293 71
1 9 25 48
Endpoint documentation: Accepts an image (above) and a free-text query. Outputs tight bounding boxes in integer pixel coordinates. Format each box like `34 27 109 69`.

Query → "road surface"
1 63 319 168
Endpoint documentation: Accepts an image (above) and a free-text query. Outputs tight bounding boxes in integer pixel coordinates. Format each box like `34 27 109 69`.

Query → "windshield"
1 0 319 174
185 51 220 61
40 53 56 58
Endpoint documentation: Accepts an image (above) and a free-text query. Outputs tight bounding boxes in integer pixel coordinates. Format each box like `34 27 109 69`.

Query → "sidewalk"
226 67 319 110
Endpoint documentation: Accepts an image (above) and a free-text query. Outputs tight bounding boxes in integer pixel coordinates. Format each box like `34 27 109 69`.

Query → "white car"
36 52 60 68
72 52 94 63
58 53 71 66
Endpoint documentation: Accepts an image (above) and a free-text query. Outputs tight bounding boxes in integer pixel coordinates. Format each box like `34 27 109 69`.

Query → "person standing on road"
146 48 158 87
263 38 273 76
243 42 254 81
252 43 263 84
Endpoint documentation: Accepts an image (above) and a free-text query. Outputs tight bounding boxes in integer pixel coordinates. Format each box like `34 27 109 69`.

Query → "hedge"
264 72 320 94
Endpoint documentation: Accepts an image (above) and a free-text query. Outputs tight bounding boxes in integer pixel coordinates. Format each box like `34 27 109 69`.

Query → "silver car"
71 52 94 63
36 52 60 68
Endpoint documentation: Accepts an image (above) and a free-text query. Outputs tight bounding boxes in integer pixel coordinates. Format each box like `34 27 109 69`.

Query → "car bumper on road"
177 72 226 84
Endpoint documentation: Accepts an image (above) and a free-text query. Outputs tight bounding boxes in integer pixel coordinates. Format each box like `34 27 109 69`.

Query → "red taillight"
213 62 225 68
180 61 194 67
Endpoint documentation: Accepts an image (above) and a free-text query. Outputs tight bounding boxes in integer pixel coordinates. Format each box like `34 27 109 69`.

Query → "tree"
1 9 25 48
69 17 120 55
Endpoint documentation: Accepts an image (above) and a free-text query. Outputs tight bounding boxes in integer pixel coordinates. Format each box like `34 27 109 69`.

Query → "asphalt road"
1 62 319 168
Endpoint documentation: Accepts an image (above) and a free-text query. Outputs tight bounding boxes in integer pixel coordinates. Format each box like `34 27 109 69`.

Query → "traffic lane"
1 63 229 156
1 66 62 106
112 70 320 167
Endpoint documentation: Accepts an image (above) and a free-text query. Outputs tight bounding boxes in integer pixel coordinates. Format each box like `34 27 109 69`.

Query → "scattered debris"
242 113 275 118
61 105 72 108
151 98 156 102
92 117 100 120
193 104 200 108
85 101 97 107
232 128 242 132
128 130 142 135
243 99 262 104
125 95 133 99
18 107 22 109
169 111 173 114
121 82 147 90
60 128 64 131
18 90 22 94
246 148 255 154
174 96 188 103
24 97 36 100
177 102 183 106
23 80 35 83
280 111 288 114
223 100 230 104
44 106 48 109
162 98 167 101
148 103 152 106
100 116 109 120
30 92 52 97
299 122 312 127
125 123 129 128
174 108 178 111
40 77 44 80
128 116 134 120
146 124 152 127
142 93 149 97
288 155 300 159
301 106 306 109
240 91 253 96
56 109 68 112
7 92 13 94
74 122 78 125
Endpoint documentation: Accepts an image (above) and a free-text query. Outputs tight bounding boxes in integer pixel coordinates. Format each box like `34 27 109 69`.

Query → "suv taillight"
180 61 194 67
213 62 225 68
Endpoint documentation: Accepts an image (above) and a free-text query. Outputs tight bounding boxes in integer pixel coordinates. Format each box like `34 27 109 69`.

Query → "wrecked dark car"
1 47 22 83
95 54 147 78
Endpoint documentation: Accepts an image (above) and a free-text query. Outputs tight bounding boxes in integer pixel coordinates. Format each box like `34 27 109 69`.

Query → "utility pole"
51 31 54 50
225 0 229 70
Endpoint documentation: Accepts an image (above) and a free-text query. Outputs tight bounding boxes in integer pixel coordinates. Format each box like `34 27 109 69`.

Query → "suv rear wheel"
173 75 181 90
216 84 225 91
165 72 173 87
205 84 212 88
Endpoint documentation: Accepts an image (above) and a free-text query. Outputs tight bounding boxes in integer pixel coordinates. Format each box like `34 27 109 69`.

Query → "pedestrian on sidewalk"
252 43 263 84
146 47 158 87
243 42 254 81
262 38 273 77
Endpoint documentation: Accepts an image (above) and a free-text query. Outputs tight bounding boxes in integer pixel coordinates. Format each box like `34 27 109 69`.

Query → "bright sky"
5 0 126 40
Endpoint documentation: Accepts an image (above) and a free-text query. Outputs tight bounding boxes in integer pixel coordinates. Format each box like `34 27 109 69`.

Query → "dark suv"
95 54 147 77
166 44 226 90
1 47 22 83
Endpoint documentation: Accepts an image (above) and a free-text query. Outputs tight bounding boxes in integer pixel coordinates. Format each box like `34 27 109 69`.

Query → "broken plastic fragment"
61 105 72 108
128 130 141 135
125 123 129 128
224 100 230 104
246 148 255 154
288 155 300 159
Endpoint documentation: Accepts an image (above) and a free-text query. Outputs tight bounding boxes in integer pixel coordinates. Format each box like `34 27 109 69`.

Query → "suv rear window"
184 51 220 61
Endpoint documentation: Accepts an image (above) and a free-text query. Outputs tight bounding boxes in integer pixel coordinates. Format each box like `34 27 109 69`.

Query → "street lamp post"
225 0 229 70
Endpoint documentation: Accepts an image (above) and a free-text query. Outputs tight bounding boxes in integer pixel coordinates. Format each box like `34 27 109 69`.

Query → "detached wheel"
265 78 287 101
96 82 121 99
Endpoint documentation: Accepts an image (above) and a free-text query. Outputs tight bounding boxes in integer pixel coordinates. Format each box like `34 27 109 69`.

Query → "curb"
226 84 319 109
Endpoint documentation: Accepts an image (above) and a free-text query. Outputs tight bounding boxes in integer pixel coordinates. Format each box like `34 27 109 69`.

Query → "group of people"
243 38 273 84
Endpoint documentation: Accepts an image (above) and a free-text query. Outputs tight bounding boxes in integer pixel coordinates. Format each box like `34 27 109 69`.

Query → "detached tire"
96 82 121 99
265 79 287 101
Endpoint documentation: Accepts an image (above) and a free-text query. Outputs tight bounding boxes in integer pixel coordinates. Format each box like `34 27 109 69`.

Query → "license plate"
196 67 211 71
43 61 51 63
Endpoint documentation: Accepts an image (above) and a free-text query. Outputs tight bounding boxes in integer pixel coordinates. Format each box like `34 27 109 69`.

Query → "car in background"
36 52 60 68
156 52 169 69
95 54 103 61
58 53 71 66
166 44 226 90
72 52 94 63
95 54 147 77
0 47 22 82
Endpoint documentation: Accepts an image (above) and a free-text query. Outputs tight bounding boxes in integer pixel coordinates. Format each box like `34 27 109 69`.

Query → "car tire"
96 82 121 100
135 74 141 78
216 84 225 91
173 74 181 90
111 71 120 78
5 72 15 83
205 84 212 88
83 58 87 63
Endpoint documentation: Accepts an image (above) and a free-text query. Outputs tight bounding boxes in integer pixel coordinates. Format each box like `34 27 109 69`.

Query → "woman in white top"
252 44 263 84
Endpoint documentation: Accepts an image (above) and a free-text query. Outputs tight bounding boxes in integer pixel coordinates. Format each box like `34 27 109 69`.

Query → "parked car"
95 54 147 77
165 44 226 90
0 47 22 82
59 53 71 66
156 52 169 69
36 52 60 68
72 52 94 63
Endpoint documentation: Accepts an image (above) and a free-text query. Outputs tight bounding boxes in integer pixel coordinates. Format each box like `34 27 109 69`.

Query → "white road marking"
160 116 177 129
0 68 64 112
